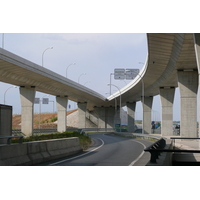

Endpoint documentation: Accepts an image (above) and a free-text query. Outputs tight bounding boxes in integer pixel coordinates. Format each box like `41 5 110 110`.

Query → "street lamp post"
107 84 121 132
109 73 114 95
78 73 86 83
4 86 17 104
84 81 90 86
42 47 53 67
66 63 76 78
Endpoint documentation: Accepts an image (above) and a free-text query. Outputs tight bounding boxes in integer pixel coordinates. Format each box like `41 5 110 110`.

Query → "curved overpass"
107 33 197 106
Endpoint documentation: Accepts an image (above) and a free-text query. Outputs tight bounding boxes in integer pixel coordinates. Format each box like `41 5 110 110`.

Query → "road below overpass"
38 133 154 166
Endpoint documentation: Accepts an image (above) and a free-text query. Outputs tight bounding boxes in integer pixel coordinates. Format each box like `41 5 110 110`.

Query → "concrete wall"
0 137 82 166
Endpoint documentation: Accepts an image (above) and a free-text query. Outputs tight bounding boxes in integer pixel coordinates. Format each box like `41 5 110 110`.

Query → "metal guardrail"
144 138 166 163
144 137 200 164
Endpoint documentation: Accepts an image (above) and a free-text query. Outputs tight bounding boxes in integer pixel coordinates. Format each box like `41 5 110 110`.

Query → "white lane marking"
49 138 104 166
128 140 147 166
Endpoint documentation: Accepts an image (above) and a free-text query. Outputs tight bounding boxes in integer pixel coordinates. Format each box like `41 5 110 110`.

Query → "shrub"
12 131 92 150
50 117 57 122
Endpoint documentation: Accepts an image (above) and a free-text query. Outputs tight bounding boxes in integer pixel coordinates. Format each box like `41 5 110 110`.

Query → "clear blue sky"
0 33 182 120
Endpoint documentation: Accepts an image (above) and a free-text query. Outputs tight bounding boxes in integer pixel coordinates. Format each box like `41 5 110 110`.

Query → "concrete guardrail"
0 137 82 166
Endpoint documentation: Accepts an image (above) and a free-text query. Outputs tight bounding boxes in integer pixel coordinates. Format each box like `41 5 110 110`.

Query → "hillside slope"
12 109 78 129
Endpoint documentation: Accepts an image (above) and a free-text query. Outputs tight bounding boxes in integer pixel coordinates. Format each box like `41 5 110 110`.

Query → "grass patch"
113 133 158 142
134 136 158 142
50 116 57 122
12 131 92 150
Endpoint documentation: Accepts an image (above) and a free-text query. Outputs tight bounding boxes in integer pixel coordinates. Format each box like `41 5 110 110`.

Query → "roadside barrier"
144 138 166 163
0 137 82 166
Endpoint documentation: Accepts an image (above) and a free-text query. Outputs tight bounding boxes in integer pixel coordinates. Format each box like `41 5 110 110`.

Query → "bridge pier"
114 106 120 126
78 102 87 129
143 96 153 134
193 33 200 70
194 33 200 134
94 106 115 130
56 96 68 133
20 86 36 137
105 106 115 130
126 102 136 132
160 87 175 136
177 70 198 137
94 107 106 130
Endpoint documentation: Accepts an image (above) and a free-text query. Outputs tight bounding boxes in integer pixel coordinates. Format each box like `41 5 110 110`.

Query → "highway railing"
144 138 166 163
144 137 200 165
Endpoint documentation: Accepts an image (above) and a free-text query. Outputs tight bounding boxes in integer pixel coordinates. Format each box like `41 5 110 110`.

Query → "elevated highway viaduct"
0 33 200 138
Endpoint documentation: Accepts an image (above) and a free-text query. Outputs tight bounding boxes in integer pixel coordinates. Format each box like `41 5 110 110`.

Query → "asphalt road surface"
39 133 153 166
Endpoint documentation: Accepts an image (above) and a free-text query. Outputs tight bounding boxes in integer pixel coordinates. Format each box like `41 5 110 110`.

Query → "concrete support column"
194 34 200 71
194 34 200 135
87 111 98 127
114 106 120 125
78 102 87 129
20 86 36 136
160 87 175 136
94 107 106 130
143 96 153 134
177 70 198 137
56 96 68 133
105 106 115 129
127 102 136 132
